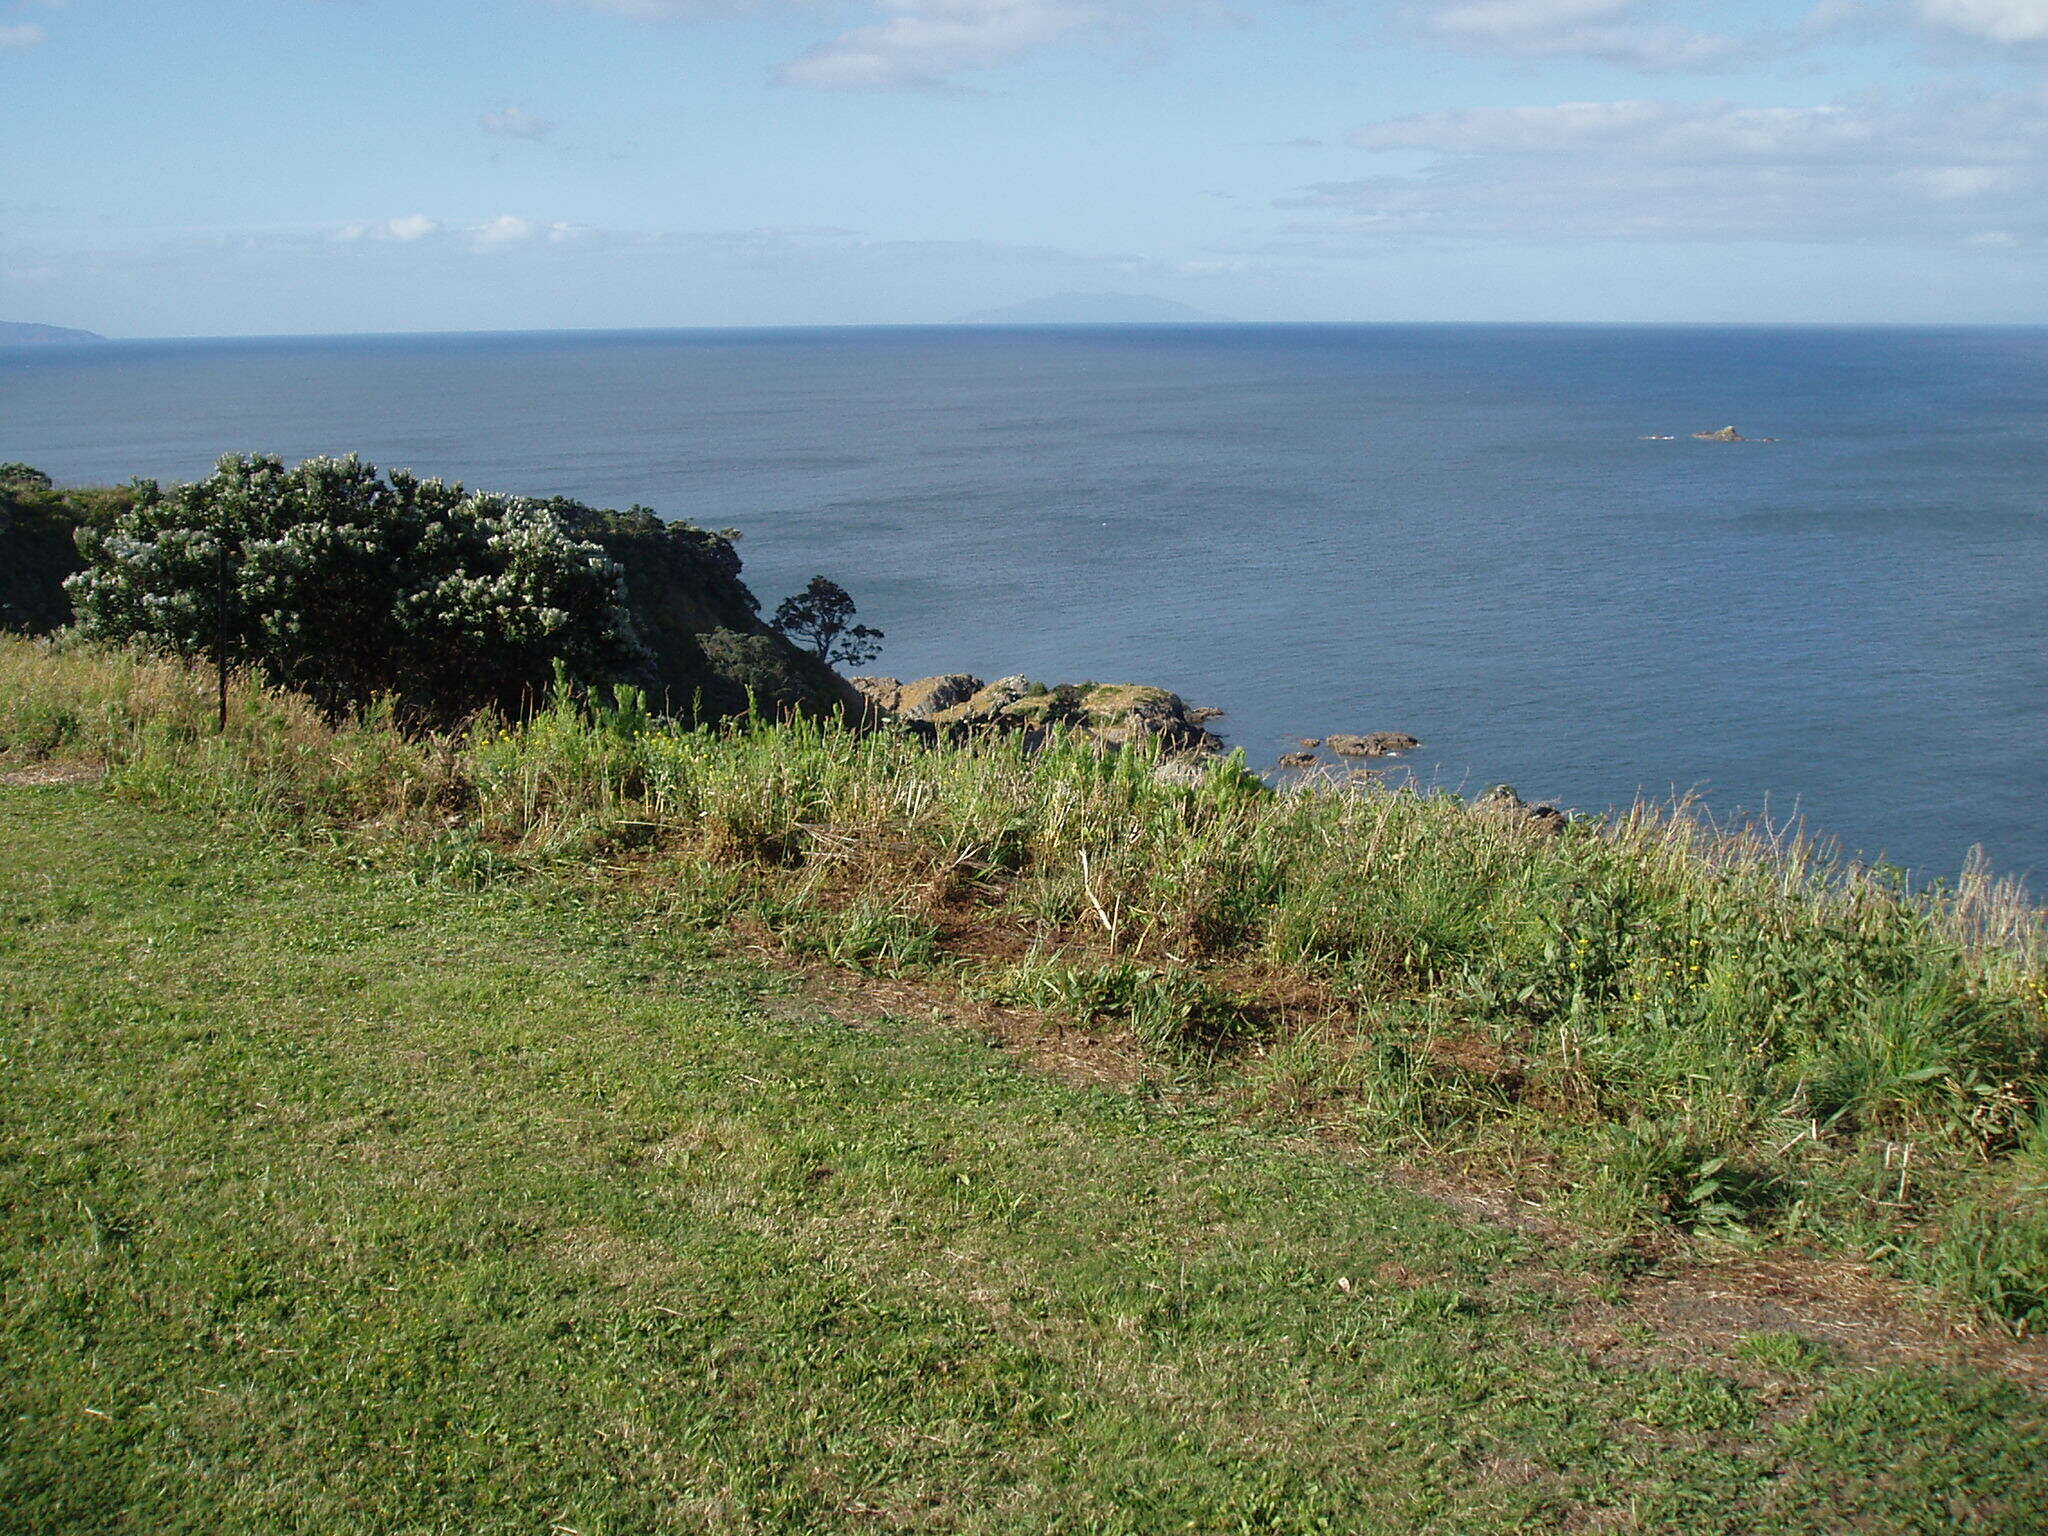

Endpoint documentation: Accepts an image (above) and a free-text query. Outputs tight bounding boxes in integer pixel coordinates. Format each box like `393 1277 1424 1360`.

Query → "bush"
518 497 861 724
696 628 861 720
66 454 646 721
1 469 136 635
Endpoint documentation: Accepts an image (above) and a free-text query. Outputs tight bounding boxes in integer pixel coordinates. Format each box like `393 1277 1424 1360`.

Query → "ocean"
5 322 2044 887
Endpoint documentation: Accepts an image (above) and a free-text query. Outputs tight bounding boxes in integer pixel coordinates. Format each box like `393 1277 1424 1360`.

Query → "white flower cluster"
67 452 645 715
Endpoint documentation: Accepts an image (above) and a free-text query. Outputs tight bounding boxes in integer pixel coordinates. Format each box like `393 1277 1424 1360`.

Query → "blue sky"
6 0 2048 333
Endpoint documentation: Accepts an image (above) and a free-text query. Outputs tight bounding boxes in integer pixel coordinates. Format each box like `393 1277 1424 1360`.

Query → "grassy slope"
3 639 2045 1324
3 786 2046 1534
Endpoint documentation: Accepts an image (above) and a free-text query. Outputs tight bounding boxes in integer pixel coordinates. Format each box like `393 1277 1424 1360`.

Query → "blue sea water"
5 323 2045 887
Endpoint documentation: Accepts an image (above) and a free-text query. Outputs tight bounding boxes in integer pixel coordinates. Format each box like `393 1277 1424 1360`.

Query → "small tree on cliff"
66 453 646 720
770 575 883 669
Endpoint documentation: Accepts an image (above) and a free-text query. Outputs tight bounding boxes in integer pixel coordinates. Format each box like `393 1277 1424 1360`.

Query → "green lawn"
2 786 2044 1534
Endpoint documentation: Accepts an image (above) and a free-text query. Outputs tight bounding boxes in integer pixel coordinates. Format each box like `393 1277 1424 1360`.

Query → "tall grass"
6 633 2045 1325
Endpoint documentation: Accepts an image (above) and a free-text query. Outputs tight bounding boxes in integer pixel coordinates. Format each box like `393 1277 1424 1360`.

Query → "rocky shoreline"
850 673 1226 755
853 672 1563 830
853 672 1429 773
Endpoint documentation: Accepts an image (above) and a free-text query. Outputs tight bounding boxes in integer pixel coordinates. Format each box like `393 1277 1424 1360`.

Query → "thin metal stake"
215 531 229 733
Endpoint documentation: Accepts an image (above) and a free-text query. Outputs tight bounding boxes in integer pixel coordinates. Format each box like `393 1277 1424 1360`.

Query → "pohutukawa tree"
66 453 647 720
770 575 883 669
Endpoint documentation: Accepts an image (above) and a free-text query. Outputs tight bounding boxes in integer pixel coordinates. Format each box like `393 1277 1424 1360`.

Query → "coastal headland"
5 455 2047 1528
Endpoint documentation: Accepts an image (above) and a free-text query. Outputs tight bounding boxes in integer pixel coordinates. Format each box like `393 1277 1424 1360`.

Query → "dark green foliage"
66 454 646 721
537 497 749 595
0 468 134 634
695 628 862 719
23 464 860 726
1043 682 1091 729
532 498 862 723
771 574 883 668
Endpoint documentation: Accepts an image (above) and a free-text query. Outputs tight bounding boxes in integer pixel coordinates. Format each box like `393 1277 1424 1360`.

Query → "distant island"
0 321 107 347
953 292 1228 325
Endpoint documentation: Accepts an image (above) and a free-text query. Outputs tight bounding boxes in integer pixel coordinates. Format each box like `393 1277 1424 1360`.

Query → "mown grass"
4 634 2046 1330
8 785 2048 1532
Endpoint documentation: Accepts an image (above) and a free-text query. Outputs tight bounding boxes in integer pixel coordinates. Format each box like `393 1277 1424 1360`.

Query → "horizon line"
13 317 2048 347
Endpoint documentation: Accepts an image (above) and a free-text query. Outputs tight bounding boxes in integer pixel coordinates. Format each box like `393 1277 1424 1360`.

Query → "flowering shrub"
67 453 646 720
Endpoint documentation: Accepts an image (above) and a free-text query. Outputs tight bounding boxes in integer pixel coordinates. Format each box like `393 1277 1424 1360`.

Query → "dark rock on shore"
1474 784 1565 835
1326 731 1420 757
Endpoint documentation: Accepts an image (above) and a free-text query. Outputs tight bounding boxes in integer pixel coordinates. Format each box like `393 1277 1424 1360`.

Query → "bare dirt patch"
1381 1155 2048 1389
0 760 105 787
1567 1250 2048 1392
736 928 1156 1091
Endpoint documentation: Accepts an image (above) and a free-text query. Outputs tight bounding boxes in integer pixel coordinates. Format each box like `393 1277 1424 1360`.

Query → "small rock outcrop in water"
1278 750 1318 768
1474 784 1565 835
1326 731 1420 757
1692 425 1744 441
851 674 1224 755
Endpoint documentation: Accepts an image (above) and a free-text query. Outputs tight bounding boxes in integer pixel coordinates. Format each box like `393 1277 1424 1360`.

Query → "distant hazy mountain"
0 321 108 346
954 292 1228 325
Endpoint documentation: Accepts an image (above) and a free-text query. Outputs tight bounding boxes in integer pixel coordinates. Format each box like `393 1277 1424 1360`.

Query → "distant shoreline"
0 321 107 348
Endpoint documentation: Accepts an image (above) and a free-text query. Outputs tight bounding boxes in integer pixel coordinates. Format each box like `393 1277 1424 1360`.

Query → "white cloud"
1416 0 1750 70
480 106 554 140
553 0 1110 88
1350 100 1902 159
782 0 1095 89
1349 94 2048 163
1917 0 2048 43
535 0 2044 90
337 214 441 242
472 214 538 245
1296 92 2048 244
0 22 47 49
547 0 2048 92
469 215 583 248
333 214 583 250
379 213 439 242
1907 164 2022 196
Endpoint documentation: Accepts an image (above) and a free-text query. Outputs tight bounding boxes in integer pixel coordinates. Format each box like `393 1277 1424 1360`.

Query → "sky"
5 0 2048 334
